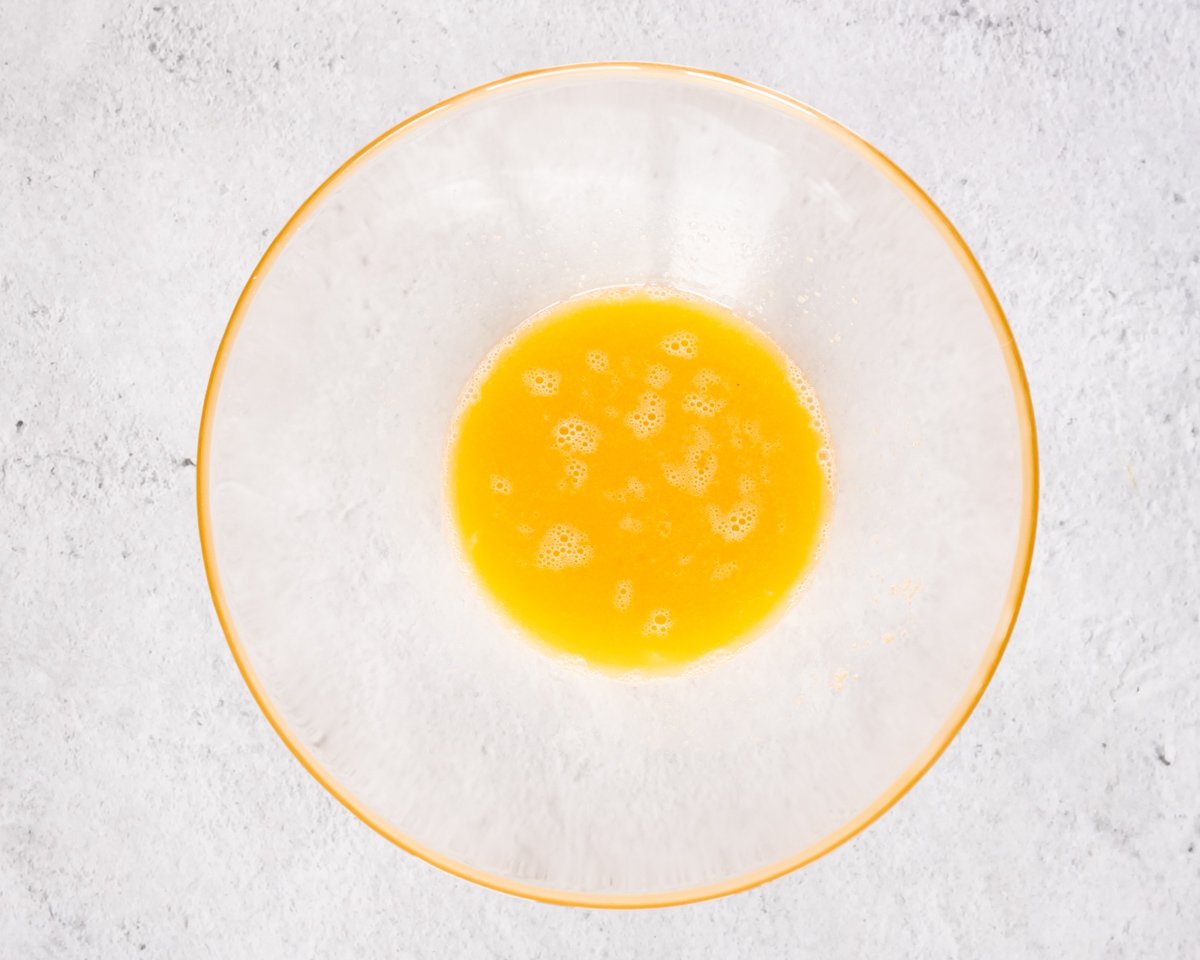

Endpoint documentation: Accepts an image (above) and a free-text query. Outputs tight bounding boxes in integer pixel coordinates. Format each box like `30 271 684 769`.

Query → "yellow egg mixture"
448 288 833 673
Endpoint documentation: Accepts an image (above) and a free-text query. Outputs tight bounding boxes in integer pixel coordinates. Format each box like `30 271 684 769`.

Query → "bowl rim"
196 60 1039 909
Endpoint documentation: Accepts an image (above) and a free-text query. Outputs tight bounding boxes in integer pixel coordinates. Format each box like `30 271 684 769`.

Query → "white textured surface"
1 0 1197 955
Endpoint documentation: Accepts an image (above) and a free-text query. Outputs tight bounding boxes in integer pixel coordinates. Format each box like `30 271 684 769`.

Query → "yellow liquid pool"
448 287 833 673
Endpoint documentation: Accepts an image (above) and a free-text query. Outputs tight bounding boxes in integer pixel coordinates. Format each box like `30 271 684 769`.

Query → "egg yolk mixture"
447 288 833 674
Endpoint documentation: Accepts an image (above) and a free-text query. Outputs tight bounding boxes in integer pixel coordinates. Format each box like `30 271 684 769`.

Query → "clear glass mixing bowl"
198 63 1037 907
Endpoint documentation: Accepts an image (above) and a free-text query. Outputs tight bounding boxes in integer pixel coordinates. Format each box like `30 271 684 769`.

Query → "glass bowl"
198 62 1037 907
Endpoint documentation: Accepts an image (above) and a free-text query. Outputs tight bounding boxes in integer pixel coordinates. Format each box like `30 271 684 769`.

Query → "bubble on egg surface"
706 501 759 542
816 445 837 490
563 457 588 489
642 609 673 637
522 368 560 396
535 523 594 570
489 475 512 495
613 580 633 611
457 335 515 410
662 426 718 496
712 561 738 581
624 392 666 439
660 331 698 359
552 416 600 454
645 363 671 389
786 360 831 441
681 392 726 417
585 350 608 372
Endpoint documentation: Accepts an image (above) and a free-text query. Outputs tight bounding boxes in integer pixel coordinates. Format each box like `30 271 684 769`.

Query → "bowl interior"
201 64 1034 904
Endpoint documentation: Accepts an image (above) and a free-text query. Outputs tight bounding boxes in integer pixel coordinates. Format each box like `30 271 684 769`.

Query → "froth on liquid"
448 287 833 674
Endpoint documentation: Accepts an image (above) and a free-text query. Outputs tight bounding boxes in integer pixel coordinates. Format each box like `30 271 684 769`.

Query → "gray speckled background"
2 0 1197 956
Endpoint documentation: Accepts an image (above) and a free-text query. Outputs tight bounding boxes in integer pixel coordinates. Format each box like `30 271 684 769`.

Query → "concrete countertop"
2 0 1197 955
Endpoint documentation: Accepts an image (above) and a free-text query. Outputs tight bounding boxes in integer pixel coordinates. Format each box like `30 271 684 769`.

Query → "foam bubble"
535 523 594 570
553 416 600 455
816 445 837 491
706 501 759 542
736 475 757 496
457 334 515 411
613 579 633 611
605 477 647 504
712 561 738 581
645 363 671 389
786 360 832 442
563 457 588 489
585 350 608 372
692 369 720 390
642 608 673 637
618 515 643 533
489 475 512 495
662 426 718 496
660 331 698 359
682 391 726 417
624 392 666 439
522 368 560 396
